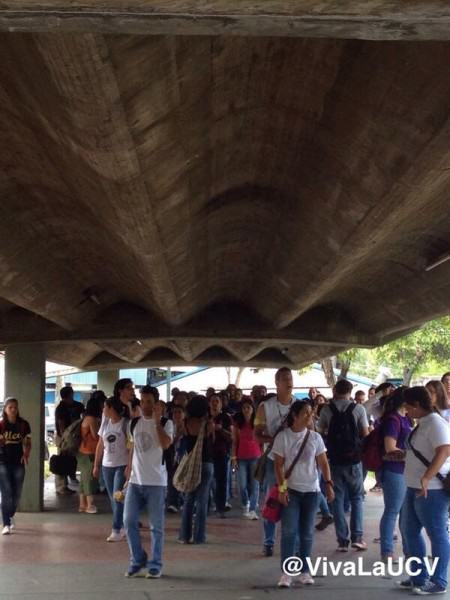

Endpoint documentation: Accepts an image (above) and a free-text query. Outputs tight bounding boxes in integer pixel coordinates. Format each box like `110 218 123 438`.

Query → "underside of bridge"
0 1 449 370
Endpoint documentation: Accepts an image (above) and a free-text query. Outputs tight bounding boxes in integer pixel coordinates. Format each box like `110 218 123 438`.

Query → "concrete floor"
0 486 424 600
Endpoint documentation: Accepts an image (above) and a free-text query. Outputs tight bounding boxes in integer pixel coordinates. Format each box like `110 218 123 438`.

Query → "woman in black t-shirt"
0 397 31 535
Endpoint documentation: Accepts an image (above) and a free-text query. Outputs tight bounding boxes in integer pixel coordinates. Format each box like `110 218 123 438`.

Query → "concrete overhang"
0 2 449 369
1 1 450 40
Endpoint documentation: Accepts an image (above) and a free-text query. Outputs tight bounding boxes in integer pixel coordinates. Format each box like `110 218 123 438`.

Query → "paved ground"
0 481 425 600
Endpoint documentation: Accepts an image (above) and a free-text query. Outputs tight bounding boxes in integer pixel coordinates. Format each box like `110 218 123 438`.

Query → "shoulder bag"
173 420 206 493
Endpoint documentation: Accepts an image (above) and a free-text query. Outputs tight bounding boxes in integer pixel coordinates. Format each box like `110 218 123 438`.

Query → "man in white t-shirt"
123 386 173 578
255 367 296 556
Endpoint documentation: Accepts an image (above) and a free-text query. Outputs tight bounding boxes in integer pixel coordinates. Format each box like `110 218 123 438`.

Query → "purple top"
381 414 412 474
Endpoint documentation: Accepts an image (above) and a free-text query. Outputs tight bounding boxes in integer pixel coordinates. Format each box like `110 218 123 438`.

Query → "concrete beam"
83 343 348 371
4 344 45 512
0 2 450 40
0 326 376 349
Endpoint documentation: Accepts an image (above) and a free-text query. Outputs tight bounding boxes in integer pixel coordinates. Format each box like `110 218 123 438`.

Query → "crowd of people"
1 369 450 594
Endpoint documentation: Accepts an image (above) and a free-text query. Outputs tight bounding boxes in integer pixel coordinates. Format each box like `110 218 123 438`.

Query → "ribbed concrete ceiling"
0 1 449 369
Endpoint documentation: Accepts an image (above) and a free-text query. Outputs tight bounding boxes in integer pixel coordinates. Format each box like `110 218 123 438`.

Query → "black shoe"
263 544 274 557
315 515 334 531
56 488 76 496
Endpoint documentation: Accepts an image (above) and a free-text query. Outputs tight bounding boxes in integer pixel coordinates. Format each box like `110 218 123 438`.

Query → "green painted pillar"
97 369 119 396
4 344 45 512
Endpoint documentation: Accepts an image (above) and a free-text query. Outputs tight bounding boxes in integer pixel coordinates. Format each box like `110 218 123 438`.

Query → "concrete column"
166 367 172 402
4 344 46 512
97 369 119 396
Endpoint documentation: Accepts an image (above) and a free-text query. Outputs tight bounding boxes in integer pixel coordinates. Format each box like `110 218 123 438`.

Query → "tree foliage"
326 316 450 385
374 316 450 384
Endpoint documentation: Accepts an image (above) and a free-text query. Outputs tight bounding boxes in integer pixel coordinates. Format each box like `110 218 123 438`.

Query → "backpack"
326 402 362 465
130 416 170 465
362 413 401 472
60 418 82 455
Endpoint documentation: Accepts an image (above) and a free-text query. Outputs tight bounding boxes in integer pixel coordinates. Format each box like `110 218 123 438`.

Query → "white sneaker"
107 530 124 542
278 574 293 588
242 507 250 518
9 518 15 531
299 572 314 585
2 526 11 535
248 510 259 520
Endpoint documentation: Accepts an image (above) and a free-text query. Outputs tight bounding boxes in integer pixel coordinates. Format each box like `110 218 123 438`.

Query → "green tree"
374 316 450 385
320 317 450 385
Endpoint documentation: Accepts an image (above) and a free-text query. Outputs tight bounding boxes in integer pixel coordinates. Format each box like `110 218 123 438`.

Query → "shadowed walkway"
0 490 420 600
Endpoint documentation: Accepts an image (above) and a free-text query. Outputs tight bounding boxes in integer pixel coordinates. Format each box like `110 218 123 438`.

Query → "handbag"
254 413 291 484
173 421 206 493
262 430 311 523
49 453 77 477
408 426 450 495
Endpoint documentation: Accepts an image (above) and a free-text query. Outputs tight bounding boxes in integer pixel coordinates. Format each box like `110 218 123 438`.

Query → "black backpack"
326 402 362 465
130 417 171 465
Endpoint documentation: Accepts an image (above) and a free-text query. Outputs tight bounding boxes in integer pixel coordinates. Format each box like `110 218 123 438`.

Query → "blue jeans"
263 458 277 546
180 462 214 543
379 468 407 555
102 465 126 532
331 462 364 545
281 490 319 572
318 492 332 517
0 463 25 526
238 458 259 512
123 483 166 571
213 455 229 513
400 487 450 588
227 459 233 501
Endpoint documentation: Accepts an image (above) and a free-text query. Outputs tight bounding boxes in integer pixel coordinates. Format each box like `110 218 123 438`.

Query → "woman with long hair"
178 395 215 544
166 404 186 513
378 387 412 562
399 386 450 594
93 396 130 541
273 400 334 588
441 372 450 398
113 378 136 419
78 394 103 514
231 399 261 520
0 398 31 535
426 380 450 422
209 394 232 518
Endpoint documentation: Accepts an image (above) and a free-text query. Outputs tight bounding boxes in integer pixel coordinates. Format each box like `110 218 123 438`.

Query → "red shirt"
236 422 261 460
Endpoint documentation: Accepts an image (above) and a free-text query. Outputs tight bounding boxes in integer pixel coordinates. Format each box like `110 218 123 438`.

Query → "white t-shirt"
98 417 129 468
129 417 174 486
272 428 326 493
263 396 296 459
439 408 450 423
405 412 450 489
317 398 369 434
